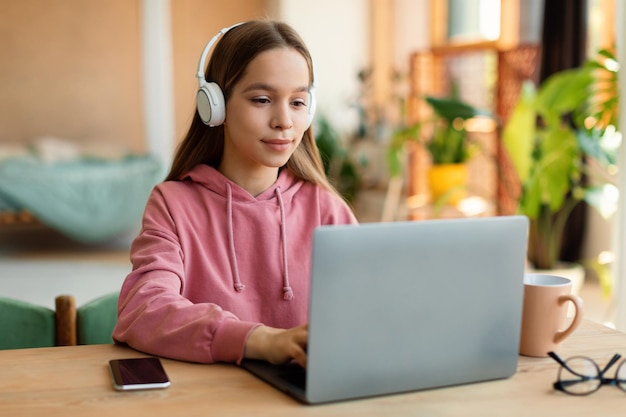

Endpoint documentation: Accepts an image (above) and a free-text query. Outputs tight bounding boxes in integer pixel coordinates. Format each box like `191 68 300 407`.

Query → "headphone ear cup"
196 82 226 126
306 90 316 130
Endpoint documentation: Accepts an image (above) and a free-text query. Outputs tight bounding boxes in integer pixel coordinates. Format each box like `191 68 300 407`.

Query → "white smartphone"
109 357 171 391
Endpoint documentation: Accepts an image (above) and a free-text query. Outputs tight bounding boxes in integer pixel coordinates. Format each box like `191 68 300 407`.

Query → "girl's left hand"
244 324 308 367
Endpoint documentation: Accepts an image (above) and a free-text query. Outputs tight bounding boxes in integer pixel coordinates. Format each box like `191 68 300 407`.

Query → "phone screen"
109 357 171 391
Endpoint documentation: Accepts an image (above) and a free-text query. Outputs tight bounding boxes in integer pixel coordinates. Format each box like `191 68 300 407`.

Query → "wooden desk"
1 320 625 417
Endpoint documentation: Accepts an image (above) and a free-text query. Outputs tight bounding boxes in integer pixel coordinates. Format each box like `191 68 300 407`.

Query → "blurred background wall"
0 0 375 163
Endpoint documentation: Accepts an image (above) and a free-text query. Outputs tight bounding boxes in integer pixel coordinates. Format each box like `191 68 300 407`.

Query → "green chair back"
0 297 56 349
76 292 119 345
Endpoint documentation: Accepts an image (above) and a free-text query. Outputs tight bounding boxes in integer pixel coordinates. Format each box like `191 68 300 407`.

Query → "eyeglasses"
548 351 626 395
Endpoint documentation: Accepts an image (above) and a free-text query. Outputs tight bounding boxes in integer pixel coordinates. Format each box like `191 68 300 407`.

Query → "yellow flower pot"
427 163 468 205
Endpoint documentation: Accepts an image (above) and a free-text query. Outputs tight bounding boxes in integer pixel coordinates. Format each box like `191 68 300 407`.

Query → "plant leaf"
502 81 536 183
577 128 618 166
536 68 593 125
520 127 579 217
424 96 492 121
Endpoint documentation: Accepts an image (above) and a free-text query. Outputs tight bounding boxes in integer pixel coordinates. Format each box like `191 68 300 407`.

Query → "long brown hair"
166 20 337 196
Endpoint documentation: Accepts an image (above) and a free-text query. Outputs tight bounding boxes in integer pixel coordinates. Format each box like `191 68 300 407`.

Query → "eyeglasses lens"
616 361 626 391
559 357 601 395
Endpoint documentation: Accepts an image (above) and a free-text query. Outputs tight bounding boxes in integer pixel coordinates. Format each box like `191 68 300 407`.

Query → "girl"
112 20 358 367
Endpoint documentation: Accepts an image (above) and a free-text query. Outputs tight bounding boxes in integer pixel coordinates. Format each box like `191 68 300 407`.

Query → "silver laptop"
241 215 529 404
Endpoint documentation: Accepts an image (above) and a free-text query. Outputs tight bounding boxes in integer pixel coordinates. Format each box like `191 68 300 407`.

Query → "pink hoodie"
113 164 358 364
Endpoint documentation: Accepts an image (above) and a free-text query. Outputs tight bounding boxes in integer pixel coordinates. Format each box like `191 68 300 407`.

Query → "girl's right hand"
244 324 308 367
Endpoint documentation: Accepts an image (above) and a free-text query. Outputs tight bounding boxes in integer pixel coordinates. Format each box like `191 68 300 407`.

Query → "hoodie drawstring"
224 183 293 300
226 183 245 292
275 187 294 300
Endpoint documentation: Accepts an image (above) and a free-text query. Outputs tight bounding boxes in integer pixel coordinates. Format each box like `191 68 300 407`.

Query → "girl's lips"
262 139 292 151
262 139 292 145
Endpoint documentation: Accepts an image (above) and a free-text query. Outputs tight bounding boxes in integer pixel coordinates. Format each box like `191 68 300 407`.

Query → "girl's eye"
251 97 270 104
292 98 307 107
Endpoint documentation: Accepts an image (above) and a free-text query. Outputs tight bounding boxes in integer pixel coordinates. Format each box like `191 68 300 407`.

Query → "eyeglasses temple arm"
548 351 586 377
599 353 622 376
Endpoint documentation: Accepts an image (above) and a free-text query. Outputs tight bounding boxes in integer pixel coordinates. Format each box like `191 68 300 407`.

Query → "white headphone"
195 22 317 129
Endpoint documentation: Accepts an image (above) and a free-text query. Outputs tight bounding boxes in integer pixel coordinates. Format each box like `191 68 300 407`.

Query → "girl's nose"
271 103 293 130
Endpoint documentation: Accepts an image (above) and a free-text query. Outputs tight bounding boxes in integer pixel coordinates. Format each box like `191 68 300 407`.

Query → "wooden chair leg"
55 295 77 346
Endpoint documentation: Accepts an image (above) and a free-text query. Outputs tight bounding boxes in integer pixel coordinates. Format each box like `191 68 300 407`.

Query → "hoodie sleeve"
112 188 259 364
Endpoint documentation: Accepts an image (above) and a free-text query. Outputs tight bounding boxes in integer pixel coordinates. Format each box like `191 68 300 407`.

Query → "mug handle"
554 294 584 344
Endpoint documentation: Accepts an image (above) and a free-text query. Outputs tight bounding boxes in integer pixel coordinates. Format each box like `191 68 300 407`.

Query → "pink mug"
519 274 584 357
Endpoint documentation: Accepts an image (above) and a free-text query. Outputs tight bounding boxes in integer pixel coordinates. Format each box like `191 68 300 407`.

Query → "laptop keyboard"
276 363 307 390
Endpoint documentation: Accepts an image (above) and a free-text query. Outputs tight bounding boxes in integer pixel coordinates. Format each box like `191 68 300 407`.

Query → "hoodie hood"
182 164 304 203
182 164 303 300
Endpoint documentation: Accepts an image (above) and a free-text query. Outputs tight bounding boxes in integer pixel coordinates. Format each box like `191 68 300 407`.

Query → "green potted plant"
315 115 360 203
502 49 619 275
388 87 492 205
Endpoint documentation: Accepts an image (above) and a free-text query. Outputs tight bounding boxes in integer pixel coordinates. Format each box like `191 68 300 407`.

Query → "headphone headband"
196 22 244 88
